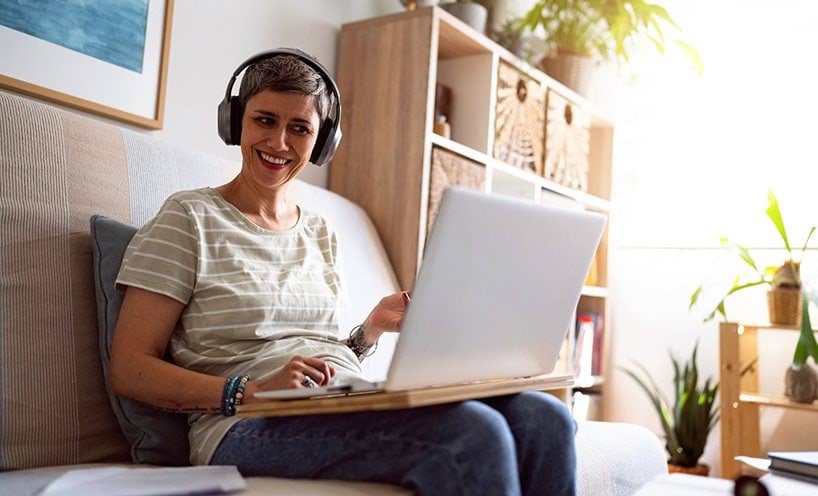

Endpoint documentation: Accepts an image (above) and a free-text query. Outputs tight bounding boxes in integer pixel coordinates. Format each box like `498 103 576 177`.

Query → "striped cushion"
0 91 230 469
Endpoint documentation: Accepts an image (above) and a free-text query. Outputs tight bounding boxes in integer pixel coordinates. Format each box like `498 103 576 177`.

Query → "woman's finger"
296 363 326 386
301 357 334 386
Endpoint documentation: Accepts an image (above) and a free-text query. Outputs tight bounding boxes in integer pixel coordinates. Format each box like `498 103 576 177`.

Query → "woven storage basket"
544 89 591 191
427 147 486 236
493 61 545 175
540 52 594 97
767 288 802 326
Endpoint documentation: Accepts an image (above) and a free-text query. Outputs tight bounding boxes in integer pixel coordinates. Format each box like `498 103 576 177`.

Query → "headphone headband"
217 48 343 166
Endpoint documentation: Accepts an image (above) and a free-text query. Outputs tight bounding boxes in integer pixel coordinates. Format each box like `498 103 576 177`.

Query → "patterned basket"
767 288 802 326
543 89 591 191
493 61 545 175
427 147 486 236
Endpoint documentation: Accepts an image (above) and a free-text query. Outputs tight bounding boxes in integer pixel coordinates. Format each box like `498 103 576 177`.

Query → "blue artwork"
0 0 150 73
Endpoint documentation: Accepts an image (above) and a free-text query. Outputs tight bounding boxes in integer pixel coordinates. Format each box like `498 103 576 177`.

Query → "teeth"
260 151 288 165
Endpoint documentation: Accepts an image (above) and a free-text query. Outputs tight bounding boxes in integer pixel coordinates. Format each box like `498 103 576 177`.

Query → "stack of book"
768 451 818 485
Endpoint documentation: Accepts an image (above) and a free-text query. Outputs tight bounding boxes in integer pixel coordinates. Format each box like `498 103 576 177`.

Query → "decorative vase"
668 463 710 476
785 364 818 403
539 51 595 97
767 287 801 326
442 1 488 34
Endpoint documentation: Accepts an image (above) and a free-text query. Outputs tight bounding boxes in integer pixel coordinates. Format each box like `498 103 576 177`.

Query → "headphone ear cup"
310 119 333 165
310 118 342 166
217 98 232 145
229 98 243 146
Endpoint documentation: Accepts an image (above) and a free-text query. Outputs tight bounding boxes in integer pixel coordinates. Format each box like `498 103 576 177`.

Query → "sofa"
0 90 666 495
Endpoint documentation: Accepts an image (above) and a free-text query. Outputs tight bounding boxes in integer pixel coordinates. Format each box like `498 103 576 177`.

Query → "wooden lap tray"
238 374 573 418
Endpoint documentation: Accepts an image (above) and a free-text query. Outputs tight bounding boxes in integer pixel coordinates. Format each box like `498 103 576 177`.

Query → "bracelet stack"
347 324 378 360
221 375 249 417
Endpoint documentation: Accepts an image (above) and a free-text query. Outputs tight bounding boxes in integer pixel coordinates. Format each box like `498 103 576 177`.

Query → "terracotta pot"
785 364 818 403
668 463 710 476
539 51 595 97
767 287 801 326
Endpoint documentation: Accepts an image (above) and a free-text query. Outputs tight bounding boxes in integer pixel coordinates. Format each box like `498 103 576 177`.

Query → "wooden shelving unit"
719 322 818 478
330 6 614 416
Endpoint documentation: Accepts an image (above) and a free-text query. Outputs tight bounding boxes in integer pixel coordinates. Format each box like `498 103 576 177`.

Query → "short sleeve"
116 198 199 304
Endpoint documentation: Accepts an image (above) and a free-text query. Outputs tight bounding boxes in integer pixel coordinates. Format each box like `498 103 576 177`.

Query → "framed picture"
0 0 174 129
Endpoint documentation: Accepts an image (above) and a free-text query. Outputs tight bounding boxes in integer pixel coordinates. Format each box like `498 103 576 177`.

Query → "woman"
110 49 576 496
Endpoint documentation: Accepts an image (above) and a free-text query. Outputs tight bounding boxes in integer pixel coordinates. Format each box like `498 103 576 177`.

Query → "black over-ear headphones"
217 48 342 166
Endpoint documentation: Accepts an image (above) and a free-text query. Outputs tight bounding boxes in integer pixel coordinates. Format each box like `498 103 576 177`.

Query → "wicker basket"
767 288 802 326
493 61 545 175
427 147 486 236
543 89 591 191
539 51 595 97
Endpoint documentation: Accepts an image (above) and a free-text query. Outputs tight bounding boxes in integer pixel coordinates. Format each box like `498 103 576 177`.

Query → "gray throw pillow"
90 215 190 466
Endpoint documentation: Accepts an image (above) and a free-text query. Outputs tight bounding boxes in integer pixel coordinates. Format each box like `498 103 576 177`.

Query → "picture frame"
0 0 175 130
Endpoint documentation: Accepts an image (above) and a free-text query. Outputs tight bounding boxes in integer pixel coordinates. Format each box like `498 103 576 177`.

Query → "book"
768 451 818 482
573 312 604 379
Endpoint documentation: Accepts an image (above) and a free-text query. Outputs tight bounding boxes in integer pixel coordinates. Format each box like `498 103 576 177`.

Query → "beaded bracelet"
221 375 250 417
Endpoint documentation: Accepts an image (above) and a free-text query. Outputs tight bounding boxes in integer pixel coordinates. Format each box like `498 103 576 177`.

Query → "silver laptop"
255 187 606 400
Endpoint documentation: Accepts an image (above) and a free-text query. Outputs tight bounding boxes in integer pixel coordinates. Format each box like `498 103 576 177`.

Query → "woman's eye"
255 117 274 126
291 125 310 135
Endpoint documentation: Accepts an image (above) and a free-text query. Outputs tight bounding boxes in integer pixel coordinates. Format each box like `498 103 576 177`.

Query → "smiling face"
238 89 321 192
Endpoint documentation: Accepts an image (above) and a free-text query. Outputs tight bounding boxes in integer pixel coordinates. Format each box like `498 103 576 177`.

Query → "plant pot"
668 463 710 476
441 2 488 34
785 364 818 403
539 51 595 97
767 287 801 326
399 0 439 10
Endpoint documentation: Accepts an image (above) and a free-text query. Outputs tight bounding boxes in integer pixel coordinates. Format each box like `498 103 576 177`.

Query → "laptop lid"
384 187 606 391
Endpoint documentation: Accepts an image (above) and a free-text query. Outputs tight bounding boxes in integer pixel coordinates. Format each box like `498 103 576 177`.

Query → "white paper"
40 465 245 496
735 455 771 472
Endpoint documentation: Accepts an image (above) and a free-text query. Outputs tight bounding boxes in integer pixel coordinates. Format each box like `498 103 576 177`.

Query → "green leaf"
689 285 703 310
798 226 816 261
794 293 818 366
720 237 760 274
766 189 792 255
675 39 704 76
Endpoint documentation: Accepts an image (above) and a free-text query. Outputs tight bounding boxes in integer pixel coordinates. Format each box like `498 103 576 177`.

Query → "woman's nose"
265 127 288 151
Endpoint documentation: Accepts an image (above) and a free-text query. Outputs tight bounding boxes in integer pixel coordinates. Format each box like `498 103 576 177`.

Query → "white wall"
13 0 402 187
590 0 818 475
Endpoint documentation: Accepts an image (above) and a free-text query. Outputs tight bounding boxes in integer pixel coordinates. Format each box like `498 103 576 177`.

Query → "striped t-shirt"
115 187 364 465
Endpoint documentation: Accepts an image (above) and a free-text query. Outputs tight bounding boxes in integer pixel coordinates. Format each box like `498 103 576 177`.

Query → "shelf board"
436 7 494 59
429 135 612 211
574 375 605 389
490 159 611 212
739 393 818 412
430 133 490 165
581 286 609 298
727 323 818 333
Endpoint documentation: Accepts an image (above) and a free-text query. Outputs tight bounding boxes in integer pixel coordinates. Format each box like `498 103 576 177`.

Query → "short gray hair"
238 54 331 122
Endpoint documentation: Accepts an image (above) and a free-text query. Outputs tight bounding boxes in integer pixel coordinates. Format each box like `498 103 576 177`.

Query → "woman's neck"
216 176 299 231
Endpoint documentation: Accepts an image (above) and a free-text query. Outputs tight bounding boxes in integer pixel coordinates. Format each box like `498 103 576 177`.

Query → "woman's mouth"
257 150 292 170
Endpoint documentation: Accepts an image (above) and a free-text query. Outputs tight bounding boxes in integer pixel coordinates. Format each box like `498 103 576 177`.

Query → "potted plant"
785 294 818 403
515 0 701 95
689 190 816 325
621 343 719 475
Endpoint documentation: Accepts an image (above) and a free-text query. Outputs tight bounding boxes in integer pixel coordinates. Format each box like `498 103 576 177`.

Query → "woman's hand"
243 355 335 404
362 291 411 344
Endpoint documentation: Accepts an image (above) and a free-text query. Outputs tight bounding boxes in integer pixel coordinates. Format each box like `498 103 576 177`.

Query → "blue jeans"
211 391 576 496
